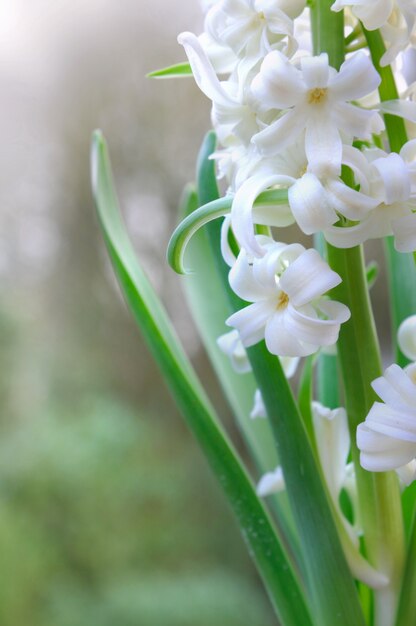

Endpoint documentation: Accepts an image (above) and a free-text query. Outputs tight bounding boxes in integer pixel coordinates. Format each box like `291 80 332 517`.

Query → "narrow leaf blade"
91 130 313 626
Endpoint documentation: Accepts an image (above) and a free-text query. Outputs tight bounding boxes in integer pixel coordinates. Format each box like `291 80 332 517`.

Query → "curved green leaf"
167 197 232 274
167 187 289 275
91 130 313 626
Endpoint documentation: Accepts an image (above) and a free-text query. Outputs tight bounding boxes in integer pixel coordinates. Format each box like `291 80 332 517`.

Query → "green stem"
310 5 405 625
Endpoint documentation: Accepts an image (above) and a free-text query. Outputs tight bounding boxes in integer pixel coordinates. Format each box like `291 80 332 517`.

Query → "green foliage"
0 397 277 626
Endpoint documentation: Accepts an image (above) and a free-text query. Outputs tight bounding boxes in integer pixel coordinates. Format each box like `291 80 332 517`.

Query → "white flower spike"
226 238 350 357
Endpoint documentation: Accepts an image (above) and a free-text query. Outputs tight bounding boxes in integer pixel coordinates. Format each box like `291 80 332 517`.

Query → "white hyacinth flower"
204 0 304 64
324 140 416 252
217 329 252 373
226 238 350 357
250 50 383 175
398 315 416 361
217 329 299 378
357 364 416 479
332 0 416 66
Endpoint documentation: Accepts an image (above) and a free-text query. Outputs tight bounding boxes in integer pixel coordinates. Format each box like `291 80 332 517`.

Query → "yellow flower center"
308 87 327 104
277 291 289 310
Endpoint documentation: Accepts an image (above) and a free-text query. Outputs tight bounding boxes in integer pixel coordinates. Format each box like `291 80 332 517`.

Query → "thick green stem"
310 5 405 625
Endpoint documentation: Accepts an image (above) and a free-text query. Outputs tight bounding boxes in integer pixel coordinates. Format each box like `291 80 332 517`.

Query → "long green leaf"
185 133 301 564
91 130 313 626
147 62 192 79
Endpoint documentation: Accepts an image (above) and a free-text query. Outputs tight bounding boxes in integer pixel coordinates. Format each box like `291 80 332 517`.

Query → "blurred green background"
0 1 278 623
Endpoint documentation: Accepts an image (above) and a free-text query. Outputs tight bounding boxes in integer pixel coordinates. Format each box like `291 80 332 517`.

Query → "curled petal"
265 312 317 356
357 424 416 472
288 173 338 234
217 329 251 374
228 249 272 301
178 32 236 107
282 303 345 348
371 153 411 204
231 173 295 257
326 179 379 220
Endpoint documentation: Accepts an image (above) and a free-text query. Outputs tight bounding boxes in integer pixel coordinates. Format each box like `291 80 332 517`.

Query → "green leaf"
183 134 300 562
167 187 289 275
297 356 317 455
167 197 232 274
248 344 367 626
147 62 192 79
91 130 313 626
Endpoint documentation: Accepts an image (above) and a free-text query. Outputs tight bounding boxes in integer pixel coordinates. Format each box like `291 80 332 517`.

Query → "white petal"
220 216 237 268
373 363 416 409
333 103 384 140
379 99 416 123
279 248 341 306
283 304 344 347
305 115 342 176
264 312 316 356
256 466 286 496
357 423 416 471
251 50 304 110
371 153 411 204
252 109 307 157
312 402 350 499
228 249 269 301
217 329 251 374
300 54 329 89
365 403 416 443
326 179 379 220
392 213 416 253
288 173 338 234
396 460 416 487
226 301 272 346
398 315 416 362
178 32 236 107
330 52 381 101
231 172 295 257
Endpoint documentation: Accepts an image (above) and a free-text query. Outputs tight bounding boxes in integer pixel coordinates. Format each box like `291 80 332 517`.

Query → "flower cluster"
178 1 416 484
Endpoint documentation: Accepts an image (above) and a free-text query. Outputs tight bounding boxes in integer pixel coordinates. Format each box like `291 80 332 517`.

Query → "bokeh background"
0 2 392 625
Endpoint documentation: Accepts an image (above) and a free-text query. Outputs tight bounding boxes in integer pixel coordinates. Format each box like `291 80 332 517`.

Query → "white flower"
226 238 350 357
204 0 303 63
230 141 379 256
217 329 252 373
217 329 299 377
398 315 416 361
332 0 416 66
357 364 416 478
250 51 383 175
324 141 416 252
